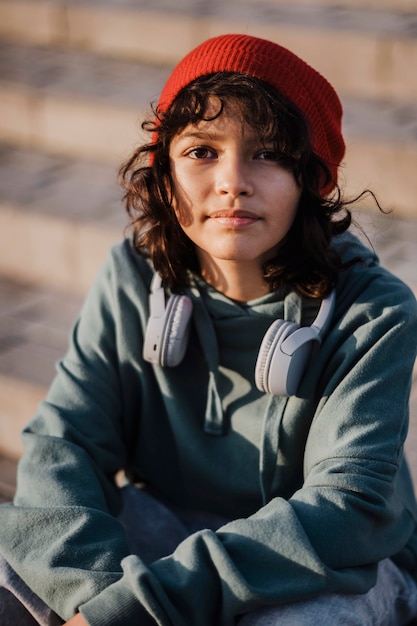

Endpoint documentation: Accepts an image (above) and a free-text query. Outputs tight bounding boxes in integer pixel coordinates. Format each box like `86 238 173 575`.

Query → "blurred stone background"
0 0 416 501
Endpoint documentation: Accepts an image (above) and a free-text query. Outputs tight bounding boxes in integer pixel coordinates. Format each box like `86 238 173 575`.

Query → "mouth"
209 210 260 227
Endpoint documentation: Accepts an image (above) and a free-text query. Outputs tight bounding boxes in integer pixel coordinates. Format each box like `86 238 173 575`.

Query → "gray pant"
1 485 417 625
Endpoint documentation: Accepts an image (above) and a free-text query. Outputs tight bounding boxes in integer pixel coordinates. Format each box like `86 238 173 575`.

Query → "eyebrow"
175 129 222 142
174 127 267 147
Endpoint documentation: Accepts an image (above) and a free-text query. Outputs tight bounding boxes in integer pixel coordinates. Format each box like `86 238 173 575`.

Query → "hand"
64 613 89 626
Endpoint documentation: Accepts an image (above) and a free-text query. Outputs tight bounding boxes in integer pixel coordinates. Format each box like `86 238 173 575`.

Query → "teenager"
1 34 417 626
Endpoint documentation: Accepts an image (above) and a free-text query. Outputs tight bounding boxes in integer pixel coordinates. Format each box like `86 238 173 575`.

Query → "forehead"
173 117 260 149
173 98 258 141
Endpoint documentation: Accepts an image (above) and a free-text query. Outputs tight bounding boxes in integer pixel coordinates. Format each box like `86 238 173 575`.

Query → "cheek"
169 171 188 224
283 180 302 215
169 163 198 228
171 191 195 229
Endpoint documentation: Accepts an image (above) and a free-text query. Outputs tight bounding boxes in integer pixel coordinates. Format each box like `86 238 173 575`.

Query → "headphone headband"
311 289 336 337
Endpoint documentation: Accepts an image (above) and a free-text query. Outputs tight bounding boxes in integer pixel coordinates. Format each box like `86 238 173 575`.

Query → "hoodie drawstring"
190 285 225 435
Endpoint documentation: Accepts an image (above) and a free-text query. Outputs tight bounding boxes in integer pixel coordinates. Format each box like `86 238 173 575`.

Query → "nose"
214 154 254 199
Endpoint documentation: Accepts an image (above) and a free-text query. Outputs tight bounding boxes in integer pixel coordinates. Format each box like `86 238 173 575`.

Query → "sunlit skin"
169 101 303 302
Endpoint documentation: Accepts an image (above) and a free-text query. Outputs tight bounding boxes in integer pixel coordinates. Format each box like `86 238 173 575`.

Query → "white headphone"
254 289 335 395
143 273 193 367
143 273 335 396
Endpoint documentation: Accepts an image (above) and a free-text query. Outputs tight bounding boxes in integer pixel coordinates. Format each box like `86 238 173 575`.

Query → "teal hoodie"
0 233 417 625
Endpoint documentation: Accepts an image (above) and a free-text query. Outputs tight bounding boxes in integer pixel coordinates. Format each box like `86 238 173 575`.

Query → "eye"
256 150 297 171
255 149 282 161
186 146 217 159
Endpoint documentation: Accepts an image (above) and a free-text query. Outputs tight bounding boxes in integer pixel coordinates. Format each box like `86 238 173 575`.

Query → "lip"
209 210 260 227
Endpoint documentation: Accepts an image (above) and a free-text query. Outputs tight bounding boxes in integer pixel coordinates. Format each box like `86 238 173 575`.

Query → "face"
169 101 302 288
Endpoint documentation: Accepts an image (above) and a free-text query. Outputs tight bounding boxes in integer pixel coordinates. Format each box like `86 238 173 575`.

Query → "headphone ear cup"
143 294 193 367
160 295 193 367
255 320 297 395
255 321 320 396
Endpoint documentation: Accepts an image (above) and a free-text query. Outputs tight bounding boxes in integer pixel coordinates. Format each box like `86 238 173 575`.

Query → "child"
1 33 417 626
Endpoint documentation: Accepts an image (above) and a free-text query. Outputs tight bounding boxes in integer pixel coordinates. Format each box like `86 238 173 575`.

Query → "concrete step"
0 0 417 101
262 0 417 9
1 42 417 218
0 145 126 294
0 41 171 165
341 100 417 217
0 276 84 459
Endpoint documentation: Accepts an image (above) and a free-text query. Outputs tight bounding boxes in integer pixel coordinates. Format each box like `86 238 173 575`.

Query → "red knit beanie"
157 34 345 194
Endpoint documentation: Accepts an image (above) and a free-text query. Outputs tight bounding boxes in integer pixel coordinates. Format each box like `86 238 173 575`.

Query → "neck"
199 258 270 302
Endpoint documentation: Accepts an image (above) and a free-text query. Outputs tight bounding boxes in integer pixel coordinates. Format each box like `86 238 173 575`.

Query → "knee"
0 587 39 626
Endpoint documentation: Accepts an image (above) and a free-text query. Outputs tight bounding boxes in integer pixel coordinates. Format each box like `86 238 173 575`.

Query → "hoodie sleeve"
79 267 417 625
0 241 153 621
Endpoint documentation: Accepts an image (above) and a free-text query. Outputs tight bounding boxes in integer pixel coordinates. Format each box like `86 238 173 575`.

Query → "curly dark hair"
119 72 366 298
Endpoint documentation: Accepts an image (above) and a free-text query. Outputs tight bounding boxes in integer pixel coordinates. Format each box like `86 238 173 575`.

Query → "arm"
0 242 153 621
